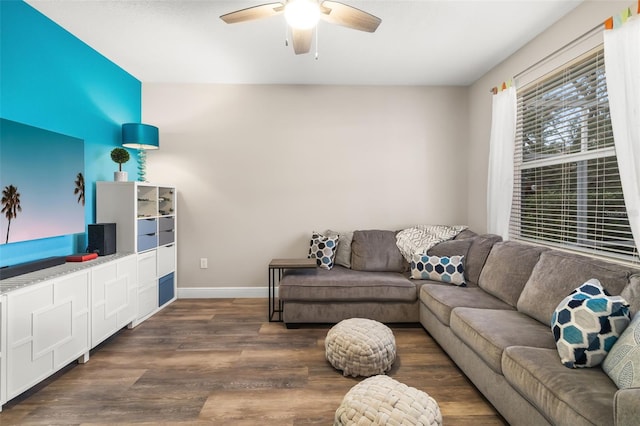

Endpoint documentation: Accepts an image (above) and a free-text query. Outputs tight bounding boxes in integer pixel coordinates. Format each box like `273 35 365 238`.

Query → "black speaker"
88 223 116 256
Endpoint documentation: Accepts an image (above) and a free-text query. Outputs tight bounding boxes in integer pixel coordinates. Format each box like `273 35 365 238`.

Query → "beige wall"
144 1 626 293
143 85 468 290
466 0 629 232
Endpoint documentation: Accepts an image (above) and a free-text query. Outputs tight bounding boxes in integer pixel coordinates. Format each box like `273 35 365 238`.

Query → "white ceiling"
25 0 584 86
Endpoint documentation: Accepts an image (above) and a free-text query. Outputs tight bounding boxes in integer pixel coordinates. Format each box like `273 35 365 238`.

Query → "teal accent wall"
0 0 141 266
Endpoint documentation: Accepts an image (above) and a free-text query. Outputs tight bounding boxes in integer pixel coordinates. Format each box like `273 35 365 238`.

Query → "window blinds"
511 47 637 261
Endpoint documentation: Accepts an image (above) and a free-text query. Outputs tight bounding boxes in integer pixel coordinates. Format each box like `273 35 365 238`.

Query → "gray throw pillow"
325 229 353 269
464 234 502 286
427 239 472 258
621 275 640 317
454 229 478 240
351 230 405 273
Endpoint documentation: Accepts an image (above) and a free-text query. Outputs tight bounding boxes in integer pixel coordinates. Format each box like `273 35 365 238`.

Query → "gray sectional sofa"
279 229 494 324
279 229 640 425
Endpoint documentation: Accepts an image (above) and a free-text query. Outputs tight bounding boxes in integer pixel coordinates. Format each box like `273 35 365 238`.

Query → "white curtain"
604 16 640 256
487 86 517 240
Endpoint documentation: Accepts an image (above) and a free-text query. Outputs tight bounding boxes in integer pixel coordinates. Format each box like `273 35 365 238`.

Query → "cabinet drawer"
137 234 158 252
137 218 157 236
159 273 175 307
157 244 176 278
158 216 174 232
158 230 174 246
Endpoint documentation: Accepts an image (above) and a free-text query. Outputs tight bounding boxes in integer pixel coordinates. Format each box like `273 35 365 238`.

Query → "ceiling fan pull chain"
284 18 289 47
315 24 319 60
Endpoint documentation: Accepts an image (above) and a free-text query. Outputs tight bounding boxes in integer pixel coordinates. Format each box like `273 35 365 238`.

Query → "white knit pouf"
325 318 396 377
334 375 442 426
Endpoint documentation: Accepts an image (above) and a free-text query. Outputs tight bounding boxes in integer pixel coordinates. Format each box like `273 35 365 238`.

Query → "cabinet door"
137 250 158 320
91 255 137 348
6 271 90 399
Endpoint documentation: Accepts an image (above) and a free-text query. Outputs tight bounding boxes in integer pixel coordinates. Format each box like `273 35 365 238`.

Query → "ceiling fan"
220 0 381 55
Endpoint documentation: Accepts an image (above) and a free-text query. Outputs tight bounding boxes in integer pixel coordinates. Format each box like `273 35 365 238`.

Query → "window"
511 46 637 261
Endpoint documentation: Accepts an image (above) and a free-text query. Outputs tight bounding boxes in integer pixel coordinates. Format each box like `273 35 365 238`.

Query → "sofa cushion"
351 230 406 273
478 241 548 307
517 250 634 325
464 234 502 286
279 266 416 303
551 279 630 368
603 312 640 389
410 254 465 285
308 232 339 270
419 284 513 326
502 346 618 426
450 308 556 374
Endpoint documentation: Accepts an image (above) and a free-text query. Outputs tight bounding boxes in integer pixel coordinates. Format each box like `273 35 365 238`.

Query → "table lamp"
121 123 159 182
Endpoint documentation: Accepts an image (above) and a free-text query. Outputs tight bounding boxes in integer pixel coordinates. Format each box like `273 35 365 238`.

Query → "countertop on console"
0 253 134 294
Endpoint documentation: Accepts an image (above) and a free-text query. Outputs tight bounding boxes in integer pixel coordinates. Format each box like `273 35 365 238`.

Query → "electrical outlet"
200 258 208 269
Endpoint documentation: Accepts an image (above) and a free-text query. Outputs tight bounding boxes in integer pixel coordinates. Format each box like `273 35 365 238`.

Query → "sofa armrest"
614 387 640 426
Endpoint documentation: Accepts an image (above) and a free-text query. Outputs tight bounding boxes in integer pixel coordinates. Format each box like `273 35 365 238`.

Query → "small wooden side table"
268 258 317 322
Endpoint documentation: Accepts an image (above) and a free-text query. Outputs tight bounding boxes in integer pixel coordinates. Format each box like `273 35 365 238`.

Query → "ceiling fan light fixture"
284 0 320 30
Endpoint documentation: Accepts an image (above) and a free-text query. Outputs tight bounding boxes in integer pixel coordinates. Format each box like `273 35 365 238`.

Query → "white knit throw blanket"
396 225 468 262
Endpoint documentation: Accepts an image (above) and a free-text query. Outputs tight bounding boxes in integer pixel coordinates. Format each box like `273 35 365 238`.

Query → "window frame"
510 45 638 263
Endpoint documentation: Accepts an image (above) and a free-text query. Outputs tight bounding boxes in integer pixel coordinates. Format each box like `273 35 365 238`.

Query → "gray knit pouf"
325 318 396 377
334 375 442 426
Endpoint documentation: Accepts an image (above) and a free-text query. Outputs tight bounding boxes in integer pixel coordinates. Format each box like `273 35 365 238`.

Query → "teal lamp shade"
121 123 159 182
121 123 159 150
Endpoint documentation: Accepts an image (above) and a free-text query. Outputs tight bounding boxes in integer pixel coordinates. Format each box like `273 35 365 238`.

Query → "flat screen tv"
0 118 85 244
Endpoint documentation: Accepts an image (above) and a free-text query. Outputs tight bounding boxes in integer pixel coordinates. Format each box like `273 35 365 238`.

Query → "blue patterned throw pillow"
308 232 339 270
410 254 465 286
551 279 630 368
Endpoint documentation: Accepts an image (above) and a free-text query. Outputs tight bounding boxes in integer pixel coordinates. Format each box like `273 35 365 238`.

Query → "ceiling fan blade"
220 3 285 24
320 1 381 32
291 28 313 55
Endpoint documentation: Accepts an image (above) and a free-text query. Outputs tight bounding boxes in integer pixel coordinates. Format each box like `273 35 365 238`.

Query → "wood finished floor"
0 299 507 425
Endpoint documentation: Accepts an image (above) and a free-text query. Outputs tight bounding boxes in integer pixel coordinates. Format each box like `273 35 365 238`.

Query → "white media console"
0 252 169 411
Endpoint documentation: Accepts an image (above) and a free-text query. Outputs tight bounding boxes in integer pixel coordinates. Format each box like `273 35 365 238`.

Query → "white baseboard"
177 287 273 299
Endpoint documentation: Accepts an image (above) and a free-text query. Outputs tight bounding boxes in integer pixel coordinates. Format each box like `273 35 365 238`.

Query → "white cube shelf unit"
96 182 177 325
